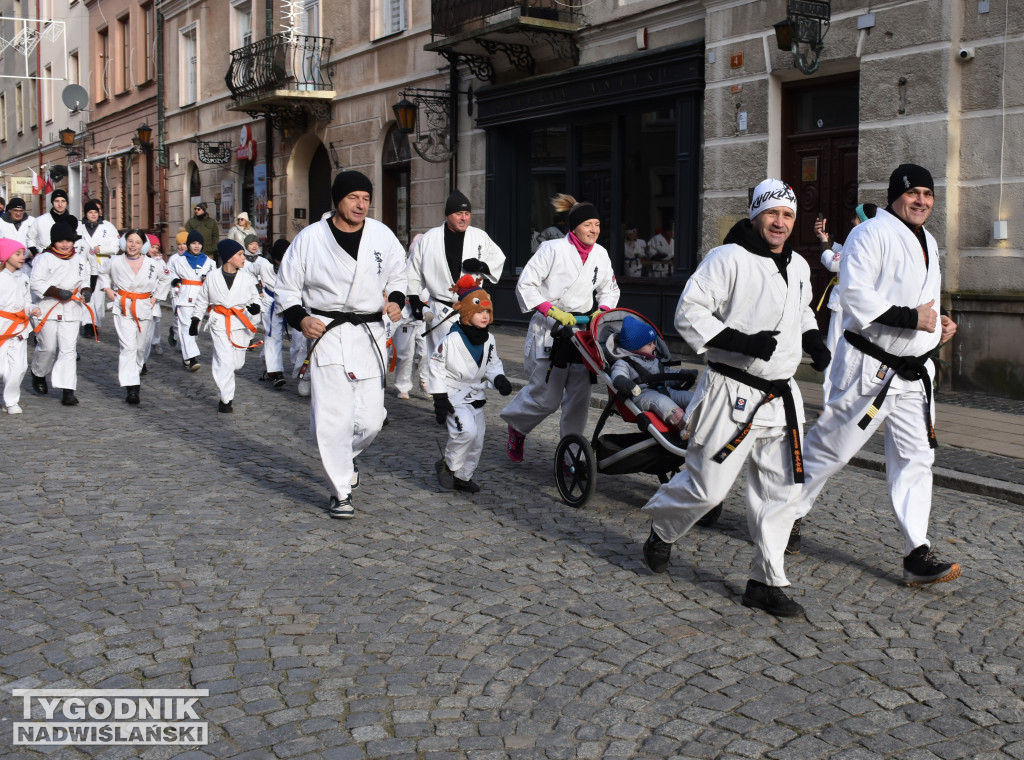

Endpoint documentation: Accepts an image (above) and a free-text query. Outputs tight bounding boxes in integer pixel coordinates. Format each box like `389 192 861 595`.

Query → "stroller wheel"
696 503 723 527
555 433 597 508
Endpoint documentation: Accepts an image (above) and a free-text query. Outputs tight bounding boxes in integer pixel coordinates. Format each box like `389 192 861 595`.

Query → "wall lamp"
774 0 831 75
392 87 473 164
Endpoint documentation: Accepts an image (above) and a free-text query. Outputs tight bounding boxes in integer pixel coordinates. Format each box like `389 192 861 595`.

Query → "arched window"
381 126 411 246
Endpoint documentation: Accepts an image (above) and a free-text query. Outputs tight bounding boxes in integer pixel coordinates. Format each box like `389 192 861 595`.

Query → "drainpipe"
35 0 44 215
157 5 167 239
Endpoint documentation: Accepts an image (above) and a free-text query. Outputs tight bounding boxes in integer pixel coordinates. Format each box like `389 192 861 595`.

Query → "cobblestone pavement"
2 330 1024 759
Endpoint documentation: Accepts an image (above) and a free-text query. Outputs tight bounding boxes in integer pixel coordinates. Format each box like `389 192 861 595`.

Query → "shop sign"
236 125 258 161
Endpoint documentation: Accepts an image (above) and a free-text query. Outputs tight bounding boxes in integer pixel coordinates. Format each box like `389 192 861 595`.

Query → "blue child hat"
619 315 658 352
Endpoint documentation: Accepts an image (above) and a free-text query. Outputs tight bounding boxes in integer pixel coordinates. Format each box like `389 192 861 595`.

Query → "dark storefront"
475 42 704 334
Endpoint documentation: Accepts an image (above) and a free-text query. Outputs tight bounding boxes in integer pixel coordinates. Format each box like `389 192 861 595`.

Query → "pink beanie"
0 238 25 264
147 234 160 249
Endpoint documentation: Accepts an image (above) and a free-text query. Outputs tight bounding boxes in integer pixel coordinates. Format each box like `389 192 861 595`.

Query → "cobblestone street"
2 331 1023 759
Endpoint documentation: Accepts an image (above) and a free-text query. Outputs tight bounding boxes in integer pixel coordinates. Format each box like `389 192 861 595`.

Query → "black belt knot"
310 308 381 325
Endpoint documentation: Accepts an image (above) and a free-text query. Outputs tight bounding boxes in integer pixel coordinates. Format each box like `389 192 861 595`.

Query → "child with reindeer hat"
430 274 512 493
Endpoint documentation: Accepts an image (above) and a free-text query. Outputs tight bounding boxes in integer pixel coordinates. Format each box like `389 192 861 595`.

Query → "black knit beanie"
887 164 934 205
444 189 471 216
331 171 373 205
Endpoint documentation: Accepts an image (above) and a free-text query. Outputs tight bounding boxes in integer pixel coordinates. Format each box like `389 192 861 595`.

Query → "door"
782 75 859 332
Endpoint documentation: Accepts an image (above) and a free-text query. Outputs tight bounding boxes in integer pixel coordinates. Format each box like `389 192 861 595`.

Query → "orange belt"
180 278 203 286
210 304 261 349
33 288 98 341
0 309 29 347
118 290 153 332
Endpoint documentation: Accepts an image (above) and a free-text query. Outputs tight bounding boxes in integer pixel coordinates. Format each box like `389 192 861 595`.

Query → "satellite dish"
61 84 90 113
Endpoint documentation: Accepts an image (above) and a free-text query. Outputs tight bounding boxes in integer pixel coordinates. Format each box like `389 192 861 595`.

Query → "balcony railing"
431 0 581 39
226 34 333 102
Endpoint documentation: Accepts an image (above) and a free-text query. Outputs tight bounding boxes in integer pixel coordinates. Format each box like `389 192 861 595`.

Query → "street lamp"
136 123 153 151
392 97 417 135
773 1 831 75
59 127 76 148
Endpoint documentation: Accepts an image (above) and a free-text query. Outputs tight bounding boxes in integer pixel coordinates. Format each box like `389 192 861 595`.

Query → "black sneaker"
741 579 805 618
785 518 802 555
218 400 233 413
435 459 455 490
140 363 148 376
31 373 48 395
696 503 723 528
269 371 286 388
168 326 177 347
643 527 672 574
126 386 140 405
189 357 201 372
61 389 79 406
902 545 961 586
328 495 355 519
454 477 481 493
80 324 94 339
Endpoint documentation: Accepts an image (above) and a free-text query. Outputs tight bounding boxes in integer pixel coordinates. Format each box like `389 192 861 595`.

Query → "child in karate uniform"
189 239 262 413
0 239 40 413
430 275 512 493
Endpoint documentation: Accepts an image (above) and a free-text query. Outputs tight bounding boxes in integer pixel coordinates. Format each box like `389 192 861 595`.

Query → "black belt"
843 330 936 448
310 308 381 325
707 361 804 484
433 297 453 308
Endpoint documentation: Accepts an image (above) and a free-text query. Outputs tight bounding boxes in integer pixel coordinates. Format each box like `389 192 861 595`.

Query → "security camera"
957 47 975 61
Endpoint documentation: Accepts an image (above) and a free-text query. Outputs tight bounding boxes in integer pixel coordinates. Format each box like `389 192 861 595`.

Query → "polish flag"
43 171 54 195
30 168 41 195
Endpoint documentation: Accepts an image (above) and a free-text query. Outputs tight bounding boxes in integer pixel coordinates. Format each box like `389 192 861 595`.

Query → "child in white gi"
0 239 40 413
255 238 290 388
609 315 695 431
431 275 512 493
189 239 262 413
144 234 169 361
170 230 215 371
167 230 188 350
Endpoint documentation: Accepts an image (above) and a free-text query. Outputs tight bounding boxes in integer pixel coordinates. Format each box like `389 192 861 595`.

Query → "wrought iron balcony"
226 33 335 127
427 0 581 83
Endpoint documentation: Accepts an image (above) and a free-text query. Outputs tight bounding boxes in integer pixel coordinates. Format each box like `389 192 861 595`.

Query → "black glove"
188 317 200 336
408 294 424 321
58 289 73 302
461 258 490 276
669 370 699 391
246 303 261 315
613 375 640 397
707 327 779 362
433 393 454 425
493 374 512 396
171 278 182 288
89 275 98 290
802 329 832 372
80 287 93 303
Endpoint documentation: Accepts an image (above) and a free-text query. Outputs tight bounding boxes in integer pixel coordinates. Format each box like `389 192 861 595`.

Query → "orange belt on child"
180 278 203 286
0 309 29 346
209 304 262 349
33 289 98 341
118 290 153 332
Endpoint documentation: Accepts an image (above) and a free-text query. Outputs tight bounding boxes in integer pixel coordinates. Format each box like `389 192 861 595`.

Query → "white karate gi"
429 326 505 481
647 233 674 277
247 256 286 374
275 217 408 501
169 254 216 361
642 234 816 587
623 237 647 277
29 250 91 391
0 215 40 265
76 219 120 329
99 255 171 387
192 266 262 404
819 243 843 400
393 293 430 394
0 269 33 408
500 237 620 440
793 209 943 555
406 225 505 357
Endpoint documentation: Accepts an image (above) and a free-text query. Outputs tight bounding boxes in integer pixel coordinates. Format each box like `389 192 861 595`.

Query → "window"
371 0 405 39
118 15 131 92
97 27 110 100
231 0 252 49
42 64 52 123
142 4 155 81
29 78 36 127
69 50 80 85
0 93 7 141
179 24 198 105
15 83 24 134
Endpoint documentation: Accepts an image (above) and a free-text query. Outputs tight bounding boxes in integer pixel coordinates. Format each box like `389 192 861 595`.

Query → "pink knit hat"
146 234 161 249
0 238 26 264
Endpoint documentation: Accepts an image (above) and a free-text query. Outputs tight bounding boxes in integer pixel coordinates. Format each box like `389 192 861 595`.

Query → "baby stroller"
552 308 723 525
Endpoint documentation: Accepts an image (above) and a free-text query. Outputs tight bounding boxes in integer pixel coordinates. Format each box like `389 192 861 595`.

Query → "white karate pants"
0 335 28 407
31 318 79 390
821 307 844 402
393 321 428 393
261 308 287 374
88 288 106 329
113 313 155 386
500 357 592 440
445 402 486 480
289 328 307 377
210 327 250 403
310 362 386 500
793 382 935 556
176 305 201 361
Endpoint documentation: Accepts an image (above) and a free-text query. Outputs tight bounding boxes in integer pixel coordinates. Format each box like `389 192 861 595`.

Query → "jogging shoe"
785 518 802 555
189 357 201 372
168 326 178 347
61 389 79 406
695 503 723 528
153 343 163 355
902 545 961 586
351 465 360 489
126 386 140 405
643 527 672 574
268 371 286 388
218 400 233 413
140 364 148 376
741 579 805 618
31 373 48 395
454 477 481 493
4 405 22 414
328 495 355 519
435 459 455 490
506 424 525 462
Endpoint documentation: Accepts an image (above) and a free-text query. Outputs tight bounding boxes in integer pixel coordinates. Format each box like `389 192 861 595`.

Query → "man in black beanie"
788 163 961 588
275 170 408 519
34 189 78 254
406 188 505 360
0 197 39 261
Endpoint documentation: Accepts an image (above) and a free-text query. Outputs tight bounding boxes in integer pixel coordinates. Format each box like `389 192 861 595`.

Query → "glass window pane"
529 125 567 253
794 83 858 132
621 109 675 278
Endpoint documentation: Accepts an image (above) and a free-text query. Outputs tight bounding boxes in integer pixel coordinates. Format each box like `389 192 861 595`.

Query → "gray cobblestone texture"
1 329 1023 758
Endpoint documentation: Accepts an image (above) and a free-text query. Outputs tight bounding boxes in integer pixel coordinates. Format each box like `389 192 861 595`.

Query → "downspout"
448 63 457 194
264 0 274 243
35 0 44 215
157 4 167 239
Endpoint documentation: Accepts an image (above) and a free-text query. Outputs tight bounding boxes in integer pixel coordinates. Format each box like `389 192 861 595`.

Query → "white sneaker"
397 391 410 399
152 344 163 355
420 381 429 393
4 405 22 414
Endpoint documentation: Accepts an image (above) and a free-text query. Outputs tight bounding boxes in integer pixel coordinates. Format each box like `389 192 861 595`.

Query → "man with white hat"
639 178 830 618
786 164 960 587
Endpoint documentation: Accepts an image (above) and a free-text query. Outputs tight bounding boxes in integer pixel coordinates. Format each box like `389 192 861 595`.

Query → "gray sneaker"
328 495 355 519
435 459 455 490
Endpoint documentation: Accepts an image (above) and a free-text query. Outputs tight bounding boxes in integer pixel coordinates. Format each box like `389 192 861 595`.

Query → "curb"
504 375 1024 507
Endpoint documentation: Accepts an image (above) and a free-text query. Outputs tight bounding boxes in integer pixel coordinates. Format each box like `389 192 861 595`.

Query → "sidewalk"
491 324 1024 505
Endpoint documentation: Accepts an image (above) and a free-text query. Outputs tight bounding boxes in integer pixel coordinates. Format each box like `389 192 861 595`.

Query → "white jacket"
407 224 505 302
192 266 262 334
99 255 172 323
428 326 504 405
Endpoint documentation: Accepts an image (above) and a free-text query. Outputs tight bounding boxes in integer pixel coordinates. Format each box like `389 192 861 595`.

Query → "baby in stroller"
609 315 696 431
